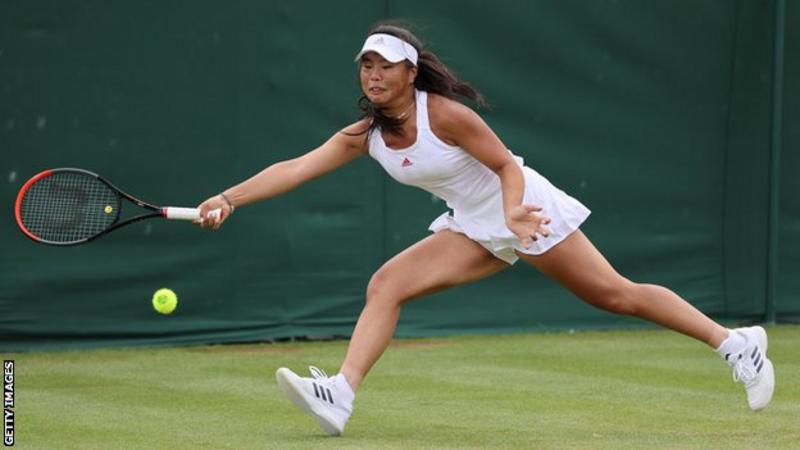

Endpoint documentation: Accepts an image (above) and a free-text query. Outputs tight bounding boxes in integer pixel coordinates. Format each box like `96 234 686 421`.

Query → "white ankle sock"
715 329 746 359
334 374 356 401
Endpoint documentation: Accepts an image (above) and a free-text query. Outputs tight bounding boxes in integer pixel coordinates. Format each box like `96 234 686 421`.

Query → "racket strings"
19 172 119 243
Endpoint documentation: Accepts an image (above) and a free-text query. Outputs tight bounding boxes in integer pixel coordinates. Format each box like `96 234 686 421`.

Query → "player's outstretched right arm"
197 120 369 228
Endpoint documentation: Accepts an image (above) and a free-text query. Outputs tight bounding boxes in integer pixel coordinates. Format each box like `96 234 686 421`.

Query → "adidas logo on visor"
355 33 419 65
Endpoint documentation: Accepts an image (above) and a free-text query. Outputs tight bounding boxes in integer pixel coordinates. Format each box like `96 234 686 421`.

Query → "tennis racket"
14 168 220 246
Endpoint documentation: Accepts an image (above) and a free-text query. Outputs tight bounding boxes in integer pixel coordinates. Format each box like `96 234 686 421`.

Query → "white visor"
354 33 418 66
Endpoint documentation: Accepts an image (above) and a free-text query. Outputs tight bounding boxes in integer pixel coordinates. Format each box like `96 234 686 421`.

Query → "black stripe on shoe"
757 360 764 373
751 347 759 359
753 352 762 367
313 382 320 398
326 388 334 405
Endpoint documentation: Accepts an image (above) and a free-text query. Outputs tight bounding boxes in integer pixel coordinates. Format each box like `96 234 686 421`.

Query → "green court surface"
4 326 798 449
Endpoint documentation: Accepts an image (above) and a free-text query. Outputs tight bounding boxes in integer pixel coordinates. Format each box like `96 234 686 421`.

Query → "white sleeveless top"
368 89 590 263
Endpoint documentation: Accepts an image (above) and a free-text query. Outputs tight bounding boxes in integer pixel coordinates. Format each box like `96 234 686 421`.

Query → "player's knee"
365 269 404 308
365 272 383 303
583 279 639 316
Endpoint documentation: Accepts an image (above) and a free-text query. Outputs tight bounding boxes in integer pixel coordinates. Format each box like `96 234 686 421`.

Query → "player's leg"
516 229 774 410
340 229 510 391
516 229 727 346
276 230 509 435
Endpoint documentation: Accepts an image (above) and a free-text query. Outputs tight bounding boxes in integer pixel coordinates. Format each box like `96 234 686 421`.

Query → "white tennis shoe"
724 326 775 411
276 366 355 436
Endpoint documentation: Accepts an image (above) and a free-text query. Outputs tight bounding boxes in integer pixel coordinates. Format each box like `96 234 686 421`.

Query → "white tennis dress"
368 90 591 264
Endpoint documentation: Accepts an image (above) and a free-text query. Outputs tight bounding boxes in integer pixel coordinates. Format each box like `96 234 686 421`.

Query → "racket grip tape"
162 207 222 221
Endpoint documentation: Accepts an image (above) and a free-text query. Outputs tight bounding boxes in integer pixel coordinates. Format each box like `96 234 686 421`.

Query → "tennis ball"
152 288 178 314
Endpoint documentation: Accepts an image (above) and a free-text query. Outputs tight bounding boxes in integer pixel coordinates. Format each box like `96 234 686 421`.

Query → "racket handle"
162 207 221 221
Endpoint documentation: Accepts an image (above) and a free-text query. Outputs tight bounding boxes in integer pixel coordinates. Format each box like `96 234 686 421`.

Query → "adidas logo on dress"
401 157 413 167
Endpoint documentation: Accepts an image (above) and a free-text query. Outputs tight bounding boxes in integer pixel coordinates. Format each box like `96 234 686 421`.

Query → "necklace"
392 99 416 121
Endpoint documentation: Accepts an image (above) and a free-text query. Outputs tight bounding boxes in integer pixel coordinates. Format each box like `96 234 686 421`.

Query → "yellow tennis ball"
152 288 178 314
104 205 113 214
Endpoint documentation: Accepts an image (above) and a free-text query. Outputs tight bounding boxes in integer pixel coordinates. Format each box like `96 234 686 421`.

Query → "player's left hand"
506 204 551 249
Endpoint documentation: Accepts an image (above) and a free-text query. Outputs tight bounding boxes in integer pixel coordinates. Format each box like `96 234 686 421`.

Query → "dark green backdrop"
1 1 797 351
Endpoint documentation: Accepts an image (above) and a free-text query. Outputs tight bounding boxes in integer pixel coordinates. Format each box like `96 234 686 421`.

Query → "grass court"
5 326 799 449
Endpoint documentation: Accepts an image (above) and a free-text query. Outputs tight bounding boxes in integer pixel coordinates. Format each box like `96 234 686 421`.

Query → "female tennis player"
198 23 774 435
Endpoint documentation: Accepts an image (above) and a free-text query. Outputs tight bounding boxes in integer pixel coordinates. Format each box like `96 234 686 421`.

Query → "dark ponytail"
353 22 487 137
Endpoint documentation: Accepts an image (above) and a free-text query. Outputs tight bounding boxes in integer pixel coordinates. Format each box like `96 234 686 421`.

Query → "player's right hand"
197 194 234 231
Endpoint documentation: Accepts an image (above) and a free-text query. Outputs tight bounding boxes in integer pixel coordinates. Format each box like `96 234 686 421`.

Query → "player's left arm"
428 95 550 246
